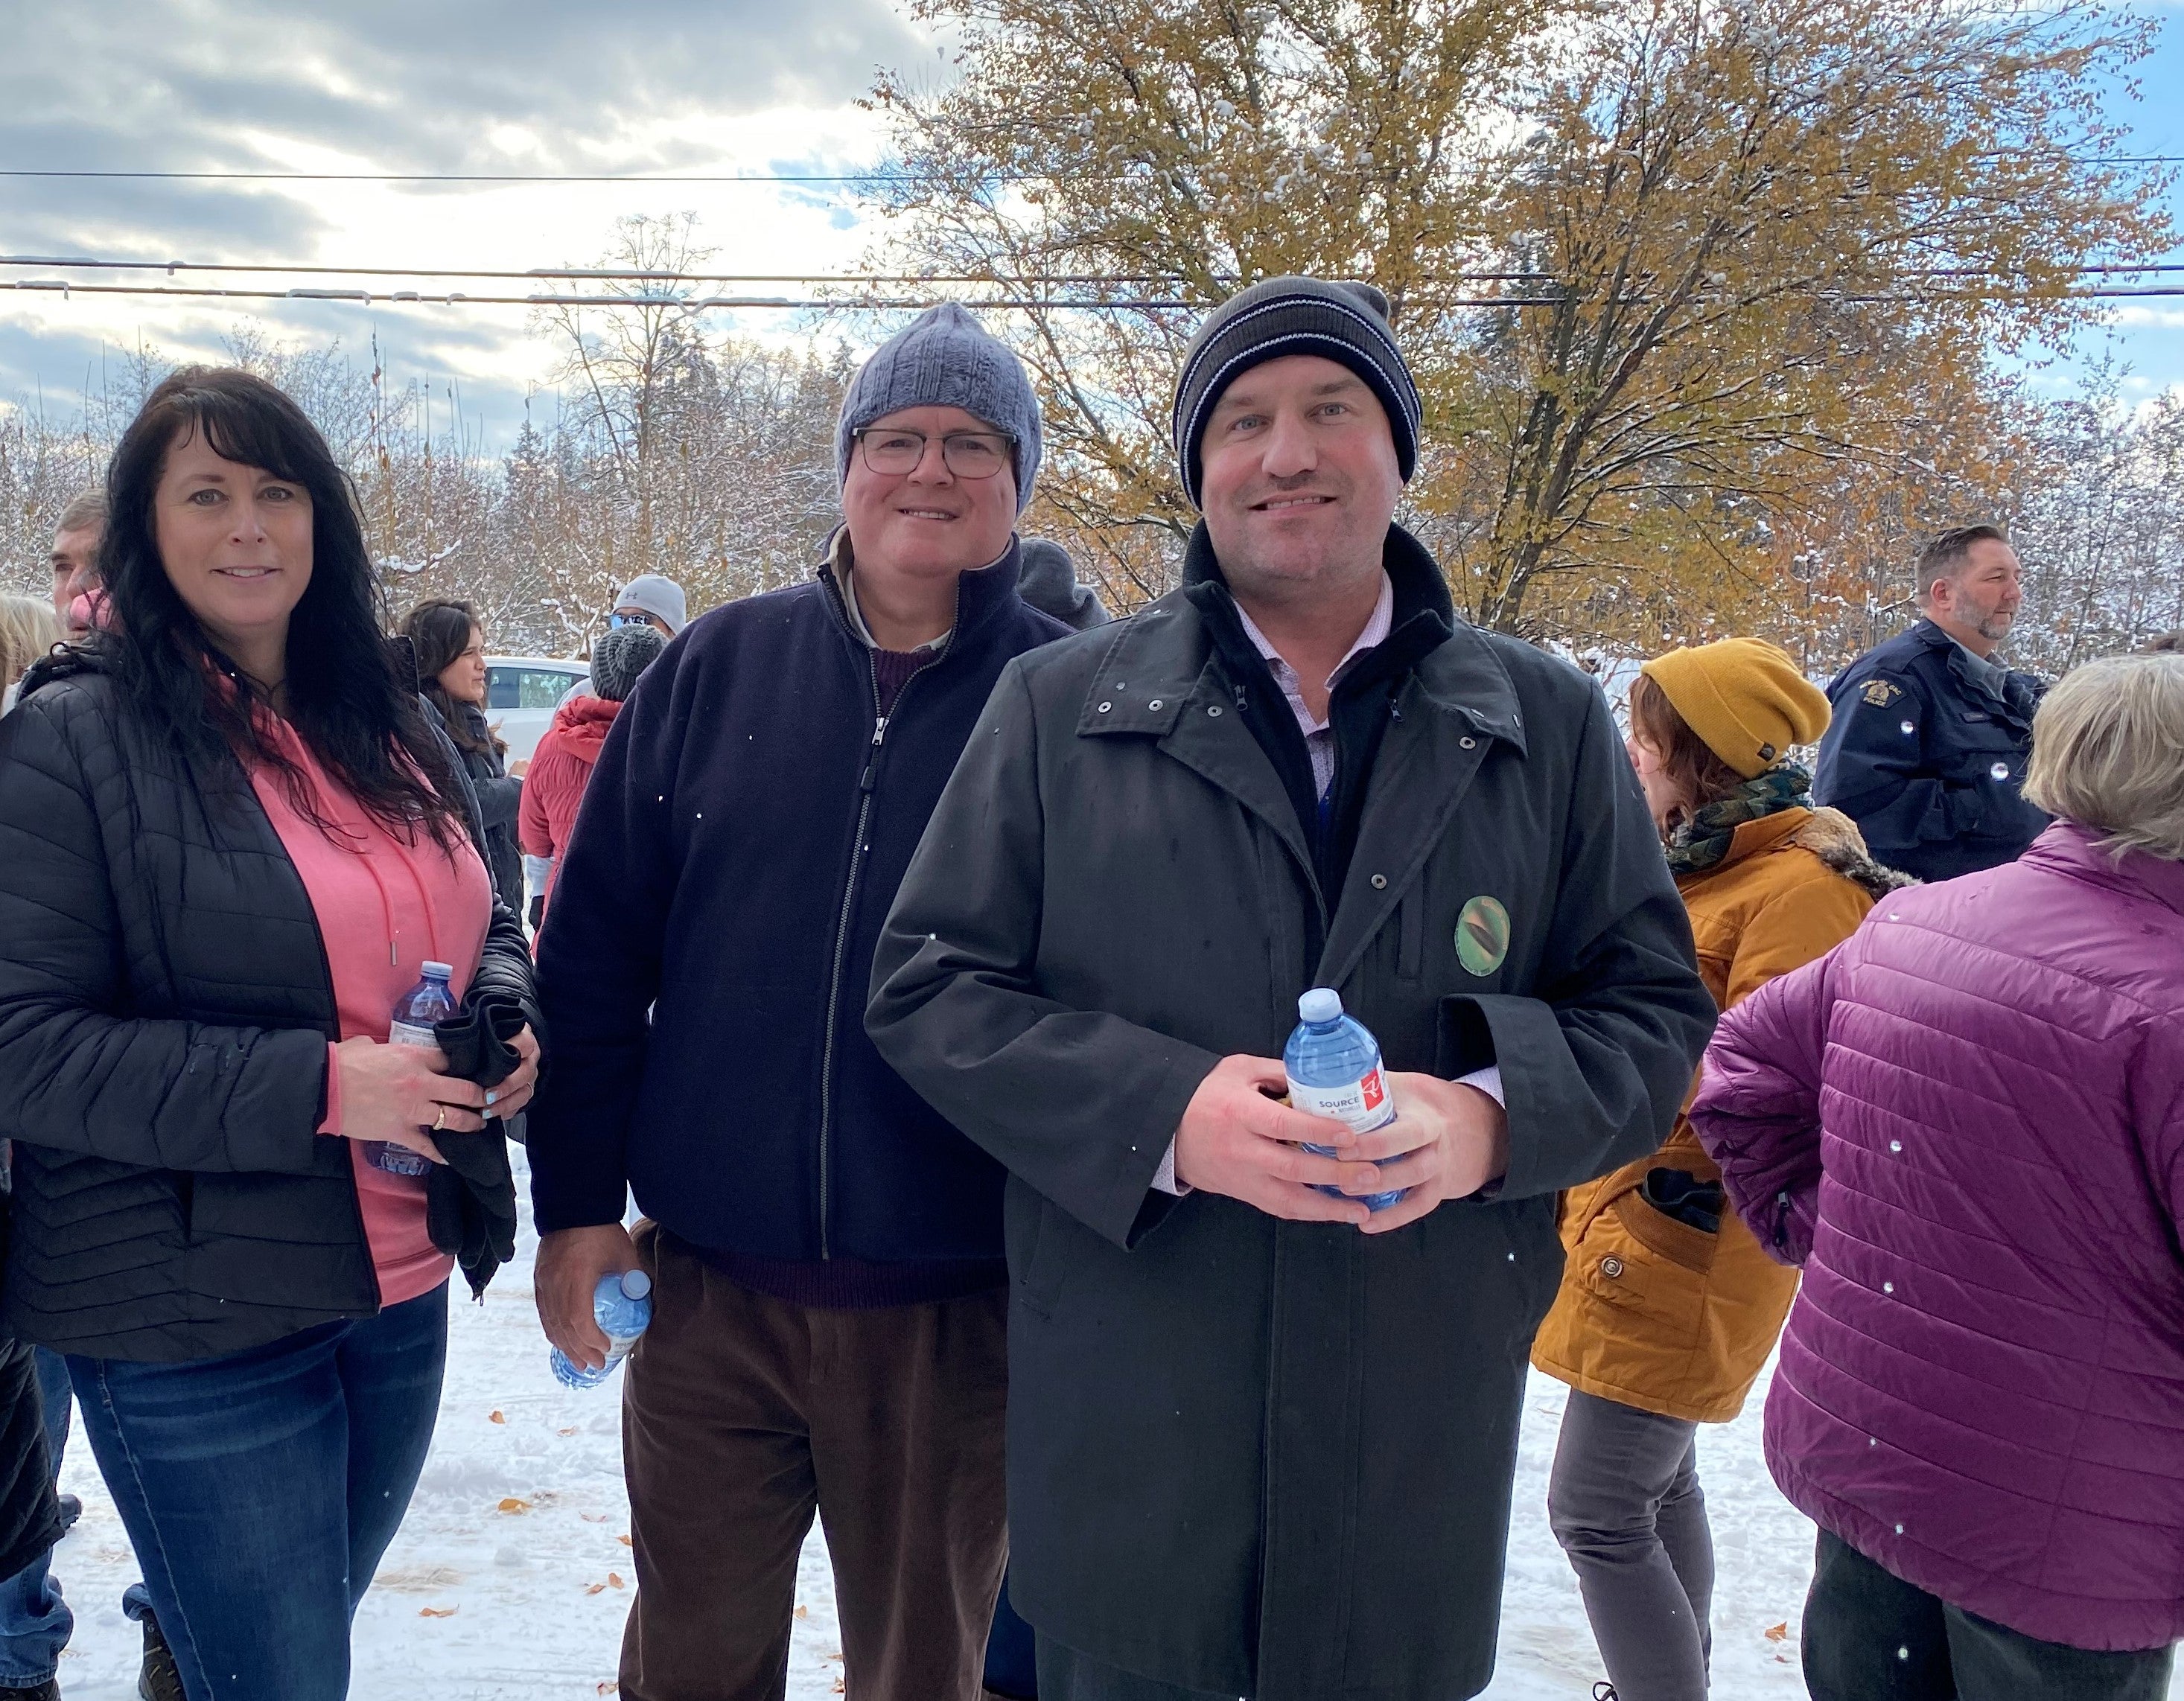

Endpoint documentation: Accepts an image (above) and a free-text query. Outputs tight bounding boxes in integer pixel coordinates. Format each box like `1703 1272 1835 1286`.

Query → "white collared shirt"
1232 572 1396 800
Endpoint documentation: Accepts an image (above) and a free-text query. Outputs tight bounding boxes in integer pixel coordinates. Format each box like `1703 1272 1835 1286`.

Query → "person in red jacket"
519 624 666 923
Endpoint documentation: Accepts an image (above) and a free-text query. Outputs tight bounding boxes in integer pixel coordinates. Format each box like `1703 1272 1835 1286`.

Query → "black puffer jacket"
444 698 524 913
0 655 541 1362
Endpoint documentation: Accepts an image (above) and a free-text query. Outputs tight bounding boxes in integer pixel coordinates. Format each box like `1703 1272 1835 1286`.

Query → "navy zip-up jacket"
1813 618 2049 884
525 542 1068 1263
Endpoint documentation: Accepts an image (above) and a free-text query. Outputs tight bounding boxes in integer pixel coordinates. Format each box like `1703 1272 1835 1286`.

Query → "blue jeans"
69 1284 449 1701
0 1350 74 1685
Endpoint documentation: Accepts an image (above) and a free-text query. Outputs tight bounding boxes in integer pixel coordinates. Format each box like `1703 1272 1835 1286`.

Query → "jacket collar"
2020 820 2184 919
1910 618 2035 715
1078 522 1524 753
815 526 1025 654
1681 808 1811 882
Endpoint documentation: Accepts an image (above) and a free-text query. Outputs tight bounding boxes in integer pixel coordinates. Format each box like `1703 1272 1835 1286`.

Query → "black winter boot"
0 1679 60 1700
139 1608 184 1701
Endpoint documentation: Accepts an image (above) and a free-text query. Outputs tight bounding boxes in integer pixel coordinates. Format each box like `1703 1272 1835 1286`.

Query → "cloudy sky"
0 0 934 442
0 0 2179 451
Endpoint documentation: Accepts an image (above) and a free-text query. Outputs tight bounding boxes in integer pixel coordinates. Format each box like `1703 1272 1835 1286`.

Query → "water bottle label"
1288 1066 1396 1133
365 1140 432 1178
389 1019 437 1048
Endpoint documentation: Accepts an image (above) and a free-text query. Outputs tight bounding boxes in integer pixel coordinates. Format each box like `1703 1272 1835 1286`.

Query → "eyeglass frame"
608 610 669 634
851 426 1017 480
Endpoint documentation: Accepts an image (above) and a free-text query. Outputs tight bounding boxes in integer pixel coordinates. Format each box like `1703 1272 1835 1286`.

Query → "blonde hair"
0 594 61 692
2024 654 2184 864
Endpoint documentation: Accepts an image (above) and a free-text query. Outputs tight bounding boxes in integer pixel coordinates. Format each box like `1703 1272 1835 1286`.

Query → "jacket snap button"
1098 702 1112 713
1207 705 1223 718
1600 1256 1623 1278
1459 735 1476 750
1148 699 1163 711
1370 874 1388 890
1990 762 2010 779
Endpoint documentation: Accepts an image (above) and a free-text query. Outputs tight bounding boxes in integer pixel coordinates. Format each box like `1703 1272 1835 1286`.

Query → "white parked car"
484 655 590 765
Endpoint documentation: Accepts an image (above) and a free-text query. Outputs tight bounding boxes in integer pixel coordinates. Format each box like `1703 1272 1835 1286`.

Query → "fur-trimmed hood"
1788 805 1919 901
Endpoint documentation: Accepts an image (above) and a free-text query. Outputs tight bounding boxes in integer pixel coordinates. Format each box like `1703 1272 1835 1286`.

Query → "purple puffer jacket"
1690 822 2184 1652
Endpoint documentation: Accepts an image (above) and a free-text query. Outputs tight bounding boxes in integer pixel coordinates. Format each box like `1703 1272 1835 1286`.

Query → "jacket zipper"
817 662 887 1262
812 577 957 1259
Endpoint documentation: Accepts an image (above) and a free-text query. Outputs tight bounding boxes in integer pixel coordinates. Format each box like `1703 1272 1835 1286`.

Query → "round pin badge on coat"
1456 896 1511 977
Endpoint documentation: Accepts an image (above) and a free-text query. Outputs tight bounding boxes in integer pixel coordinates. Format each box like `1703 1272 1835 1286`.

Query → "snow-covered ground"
35 1160 2183 1697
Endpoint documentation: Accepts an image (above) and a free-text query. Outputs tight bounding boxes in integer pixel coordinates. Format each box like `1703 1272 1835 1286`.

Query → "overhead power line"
2 255 2179 288
3 278 2183 311
0 159 2176 185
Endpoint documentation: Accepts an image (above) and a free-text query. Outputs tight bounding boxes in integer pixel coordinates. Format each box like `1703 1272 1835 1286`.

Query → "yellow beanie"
1638 638 1830 779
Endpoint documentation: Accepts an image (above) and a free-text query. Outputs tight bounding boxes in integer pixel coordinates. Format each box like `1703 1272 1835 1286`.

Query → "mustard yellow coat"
1529 806 1884 1423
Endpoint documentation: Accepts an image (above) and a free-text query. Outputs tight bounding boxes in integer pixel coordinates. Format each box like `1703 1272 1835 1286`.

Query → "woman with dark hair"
0 366 542 1701
1529 639 1906 1701
403 598 524 912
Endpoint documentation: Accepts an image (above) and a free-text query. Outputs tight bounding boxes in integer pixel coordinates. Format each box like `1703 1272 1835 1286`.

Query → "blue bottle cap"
421 961 455 979
619 1268 653 1300
1298 987 1343 1024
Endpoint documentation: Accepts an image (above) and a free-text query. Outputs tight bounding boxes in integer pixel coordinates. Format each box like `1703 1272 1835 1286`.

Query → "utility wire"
0 159 2177 183
3 278 2183 310
2 255 2179 287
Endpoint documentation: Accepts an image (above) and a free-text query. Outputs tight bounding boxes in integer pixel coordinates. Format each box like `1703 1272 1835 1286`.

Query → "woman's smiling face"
153 424 314 668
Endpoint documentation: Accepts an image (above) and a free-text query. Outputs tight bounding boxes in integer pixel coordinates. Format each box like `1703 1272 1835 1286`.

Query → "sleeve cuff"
317 1042 343 1137
1456 1065 1505 1108
1151 1139 1192 1198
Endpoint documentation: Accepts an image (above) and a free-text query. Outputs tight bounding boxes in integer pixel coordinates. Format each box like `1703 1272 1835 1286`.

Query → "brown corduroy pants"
618 1225 1010 1701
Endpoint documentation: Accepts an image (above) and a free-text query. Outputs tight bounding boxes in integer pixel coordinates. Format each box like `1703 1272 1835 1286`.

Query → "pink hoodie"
249 722 491 1306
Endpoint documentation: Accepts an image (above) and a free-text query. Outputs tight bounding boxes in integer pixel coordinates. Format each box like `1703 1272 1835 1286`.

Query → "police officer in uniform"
1815 524 2048 884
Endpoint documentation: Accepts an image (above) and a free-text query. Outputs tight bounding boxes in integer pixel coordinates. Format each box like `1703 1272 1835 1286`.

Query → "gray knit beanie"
835 304 1042 514
590 625 666 702
1171 276 1421 508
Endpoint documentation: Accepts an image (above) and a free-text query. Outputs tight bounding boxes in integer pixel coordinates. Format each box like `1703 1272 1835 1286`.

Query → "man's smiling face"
841 404 1018 585
1198 355 1403 604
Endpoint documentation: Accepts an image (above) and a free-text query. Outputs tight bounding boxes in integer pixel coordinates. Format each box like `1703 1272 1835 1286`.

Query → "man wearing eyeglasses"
528 302 1070 1701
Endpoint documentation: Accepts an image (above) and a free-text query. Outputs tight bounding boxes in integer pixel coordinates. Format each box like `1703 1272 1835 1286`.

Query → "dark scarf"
1664 762 1812 877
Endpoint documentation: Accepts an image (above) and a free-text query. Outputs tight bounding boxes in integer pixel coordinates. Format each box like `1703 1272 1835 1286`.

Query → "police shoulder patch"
1861 677 1903 708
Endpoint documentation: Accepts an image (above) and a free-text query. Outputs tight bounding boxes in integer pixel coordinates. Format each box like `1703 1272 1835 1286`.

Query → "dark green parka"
867 526 1713 1701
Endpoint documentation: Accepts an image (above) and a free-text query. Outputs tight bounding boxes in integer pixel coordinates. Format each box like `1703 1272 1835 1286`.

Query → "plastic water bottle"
550 1270 655 1389
368 962 456 1179
1284 987 1407 1212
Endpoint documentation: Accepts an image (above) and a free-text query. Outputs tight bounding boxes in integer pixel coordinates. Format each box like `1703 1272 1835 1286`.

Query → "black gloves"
426 994 526 1298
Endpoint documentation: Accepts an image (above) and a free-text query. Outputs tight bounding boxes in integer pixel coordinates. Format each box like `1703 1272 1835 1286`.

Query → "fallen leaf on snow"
1765 1623 1790 1642
596 1685 619 1697
419 1606 457 1618
488 1410 506 1424
558 1426 576 1436
608 1572 625 1589
581 1512 610 1523
617 1534 632 1547
498 1496 532 1514
832 1685 844 1696
793 1605 809 1620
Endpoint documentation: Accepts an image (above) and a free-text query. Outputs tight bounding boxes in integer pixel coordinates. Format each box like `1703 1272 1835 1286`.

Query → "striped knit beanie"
1171 276 1421 509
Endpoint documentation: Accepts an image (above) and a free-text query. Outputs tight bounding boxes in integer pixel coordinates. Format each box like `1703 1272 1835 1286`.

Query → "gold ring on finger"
433 1106 448 1133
